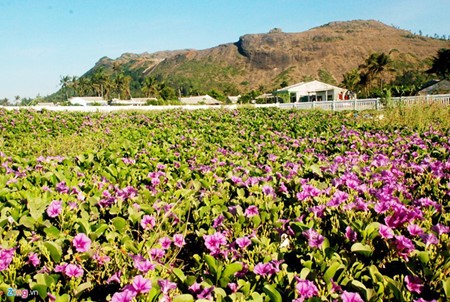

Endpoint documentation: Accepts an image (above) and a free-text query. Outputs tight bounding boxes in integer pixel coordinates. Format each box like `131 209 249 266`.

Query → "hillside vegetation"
48 20 450 102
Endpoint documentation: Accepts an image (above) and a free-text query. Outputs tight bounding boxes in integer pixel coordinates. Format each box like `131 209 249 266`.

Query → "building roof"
418 80 450 95
69 97 108 106
179 95 221 105
275 80 346 94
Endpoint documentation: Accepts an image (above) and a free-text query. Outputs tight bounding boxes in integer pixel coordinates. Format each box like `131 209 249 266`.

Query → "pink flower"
407 224 424 236
173 234 186 248
294 278 319 300
345 226 357 242
158 279 177 294
159 237 172 249
64 264 84 278
419 233 439 247
111 290 136 302
72 233 91 253
341 291 364 302
0 246 15 271
303 228 325 248
405 275 423 294
46 200 62 218
235 236 251 249
131 275 152 294
27 252 40 267
379 224 394 239
203 232 227 253
244 206 259 217
141 215 156 230
394 235 415 260
107 271 122 284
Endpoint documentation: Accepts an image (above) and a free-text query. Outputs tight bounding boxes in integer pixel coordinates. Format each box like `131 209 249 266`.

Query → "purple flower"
149 248 166 262
407 224 424 236
379 224 394 239
27 252 40 267
54 263 67 273
64 264 84 278
262 185 275 196
405 275 423 294
132 255 156 273
432 223 450 235
159 237 172 249
345 226 357 242
46 200 62 218
419 233 439 247
213 215 225 228
244 205 259 217
72 233 91 253
235 236 251 249
158 279 177 294
294 278 319 300
394 235 415 260
302 228 325 248
253 262 273 277
198 286 215 300
173 234 186 248
107 271 122 284
341 291 364 302
0 246 15 271
111 290 136 302
131 275 152 294
203 232 227 253
141 215 156 230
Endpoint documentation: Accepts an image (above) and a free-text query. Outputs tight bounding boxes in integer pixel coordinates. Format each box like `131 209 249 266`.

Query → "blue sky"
0 0 449 100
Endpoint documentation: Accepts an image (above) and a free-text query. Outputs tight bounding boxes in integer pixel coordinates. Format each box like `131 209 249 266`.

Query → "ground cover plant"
0 107 449 302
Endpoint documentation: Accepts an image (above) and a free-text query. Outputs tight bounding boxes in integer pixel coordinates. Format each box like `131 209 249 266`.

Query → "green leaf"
31 284 48 299
173 294 195 302
444 277 450 298
75 282 92 298
416 251 429 264
204 255 218 276
44 241 62 262
263 284 282 302
173 268 187 283
34 273 56 287
55 294 71 302
324 262 342 283
44 226 61 239
112 217 127 232
222 262 243 280
19 215 36 229
351 243 373 257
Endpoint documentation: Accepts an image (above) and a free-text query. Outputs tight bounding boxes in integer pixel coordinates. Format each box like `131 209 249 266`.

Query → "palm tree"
341 69 361 92
60 75 71 100
141 77 159 98
428 48 450 80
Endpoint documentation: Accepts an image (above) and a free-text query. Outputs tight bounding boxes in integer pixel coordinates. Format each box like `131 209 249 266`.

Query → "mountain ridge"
82 19 450 95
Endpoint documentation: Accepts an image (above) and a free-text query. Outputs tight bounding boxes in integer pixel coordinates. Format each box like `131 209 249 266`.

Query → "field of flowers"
0 107 449 302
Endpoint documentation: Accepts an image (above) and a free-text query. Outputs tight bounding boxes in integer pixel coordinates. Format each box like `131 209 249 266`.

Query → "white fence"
1 95 450 112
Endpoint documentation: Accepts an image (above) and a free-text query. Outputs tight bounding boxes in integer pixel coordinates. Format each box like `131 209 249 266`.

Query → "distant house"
179 95 221 105
109 98 157 106
418 80 450 95
227 95 241 104
69 97 108 106
273 80 350 102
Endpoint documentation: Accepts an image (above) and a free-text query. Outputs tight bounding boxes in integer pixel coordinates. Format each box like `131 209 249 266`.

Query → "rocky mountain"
83 20 450 95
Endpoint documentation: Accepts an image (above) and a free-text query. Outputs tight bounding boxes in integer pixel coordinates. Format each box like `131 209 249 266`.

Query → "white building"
109 98 157 106
179 95 221 105
274 80 350 102
68 97 108 106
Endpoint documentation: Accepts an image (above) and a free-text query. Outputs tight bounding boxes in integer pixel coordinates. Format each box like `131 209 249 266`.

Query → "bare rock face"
235 33 294 70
